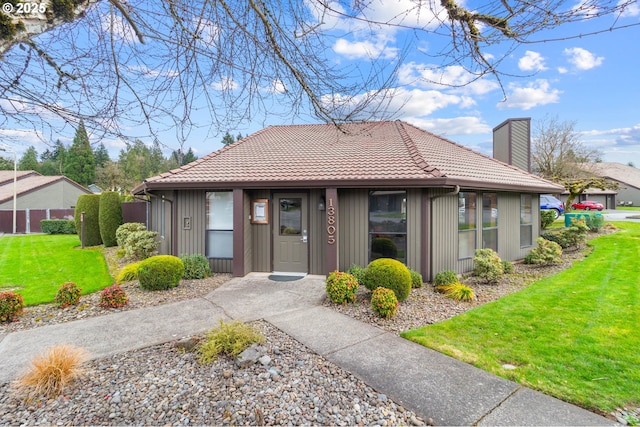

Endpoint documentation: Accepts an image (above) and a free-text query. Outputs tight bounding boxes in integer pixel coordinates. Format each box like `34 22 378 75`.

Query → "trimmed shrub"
0 291 24 323
437 282 476 301
502 260 514 274
346 264 366 284
15 345 87 399
99 191 123 247
40 219 76 234
564 219 590 248
326 271 359 304
123 230 159 260
524 237 563 265
361 258 412 302
54 282 82 308
370 287 398 319
197 320 265 364
138 255 184 290
116 222 147 247
540 210 556 229
115 262 141 284
473 248 504 283
371 237 398 259
99 285 129 308
540 230 571 249
409 269 423 288
180 254 211 280
74 194 102 247
584 213 604 232
434 270 458 287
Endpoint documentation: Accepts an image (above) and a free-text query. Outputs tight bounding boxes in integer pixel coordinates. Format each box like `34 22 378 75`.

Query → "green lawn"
402 222 640 413
0 234 113 306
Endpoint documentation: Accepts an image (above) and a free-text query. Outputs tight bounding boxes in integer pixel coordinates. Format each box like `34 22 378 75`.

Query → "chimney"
493 118 531 172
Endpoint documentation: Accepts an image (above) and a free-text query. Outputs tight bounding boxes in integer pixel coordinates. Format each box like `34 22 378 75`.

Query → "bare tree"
532 115 602 180
1 0 638 153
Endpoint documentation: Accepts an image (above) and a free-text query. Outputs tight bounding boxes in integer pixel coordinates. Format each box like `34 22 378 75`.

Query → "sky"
2 0 640 168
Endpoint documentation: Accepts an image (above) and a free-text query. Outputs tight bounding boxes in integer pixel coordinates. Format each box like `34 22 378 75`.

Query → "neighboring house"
0 171 92 233
558 188 618 210
581 162 640 207
133 121 563 280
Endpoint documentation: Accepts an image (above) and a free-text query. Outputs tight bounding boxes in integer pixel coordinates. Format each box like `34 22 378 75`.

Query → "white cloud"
518 51 547 72
618 0 640 17
557 66 568 74
127 65 179 79
498 79 561 110
333 37 398 60
572 0 600 17
405 116 492 136
563 47 604 70
399 62 499 96
101 13 138 44
211 77 239 91
268 80 287 94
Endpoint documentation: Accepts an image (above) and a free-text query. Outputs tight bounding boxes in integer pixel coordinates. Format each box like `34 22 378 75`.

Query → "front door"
273 193 308 273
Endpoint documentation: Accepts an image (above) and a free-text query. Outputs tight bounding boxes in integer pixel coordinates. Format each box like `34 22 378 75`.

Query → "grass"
402 222 640 413
0 234 113 306
615 206 640 211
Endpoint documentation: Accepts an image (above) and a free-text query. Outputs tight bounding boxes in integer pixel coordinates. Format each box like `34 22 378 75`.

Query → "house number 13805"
326 198 336 244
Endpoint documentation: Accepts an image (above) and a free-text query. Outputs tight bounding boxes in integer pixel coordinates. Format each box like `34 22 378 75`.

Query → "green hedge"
138 255 184 290
99 191 123 247
40 219 77 234
74 194 102 247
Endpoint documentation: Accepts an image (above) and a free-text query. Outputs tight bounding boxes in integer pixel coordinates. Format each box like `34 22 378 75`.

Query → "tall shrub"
99 191 123 247
74 194 102 247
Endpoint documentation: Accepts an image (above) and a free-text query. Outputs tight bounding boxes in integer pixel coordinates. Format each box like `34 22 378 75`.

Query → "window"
482 193 498 252
458 192 476 259
206 192 233 258
520 194 533 247
369 190 407 263
279 198 302 235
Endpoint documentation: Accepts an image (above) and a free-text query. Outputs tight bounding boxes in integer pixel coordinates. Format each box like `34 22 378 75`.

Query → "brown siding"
337 189 369 271
122 202 147 225
176 190 206 256
406 188 422 273
209 258 233 273
250 190 272 272
243 192 252 275
309 188 326 275
148 191 173 256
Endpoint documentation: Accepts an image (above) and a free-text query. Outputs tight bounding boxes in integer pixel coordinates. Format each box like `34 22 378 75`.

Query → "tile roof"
584 162 640 189
136 121 562 193
0 171 90 204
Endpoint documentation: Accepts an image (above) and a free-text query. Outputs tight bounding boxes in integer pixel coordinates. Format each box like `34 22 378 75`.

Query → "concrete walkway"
0 274 615 426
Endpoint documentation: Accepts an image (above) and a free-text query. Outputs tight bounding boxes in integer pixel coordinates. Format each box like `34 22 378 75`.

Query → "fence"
0 202 147 234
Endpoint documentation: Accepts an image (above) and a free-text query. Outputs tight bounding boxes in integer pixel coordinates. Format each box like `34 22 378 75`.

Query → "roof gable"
0 172 92 204
136 121 562 193
586 162 640 189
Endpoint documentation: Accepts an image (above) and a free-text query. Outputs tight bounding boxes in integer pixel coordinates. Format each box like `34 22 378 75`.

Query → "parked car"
571 200 604 211
540 194 565 219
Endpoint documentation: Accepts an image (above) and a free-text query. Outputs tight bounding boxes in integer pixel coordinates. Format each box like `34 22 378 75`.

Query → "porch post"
325 187 338 274
232 188 245 277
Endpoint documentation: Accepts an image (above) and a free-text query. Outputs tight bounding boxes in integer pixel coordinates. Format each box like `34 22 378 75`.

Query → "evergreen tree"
94 142 111 168
235 133 243 141
18 146 40 172
182 147 197 164
0 157 14 170
41 140 67 175
64 121 96 186
221 131 235 146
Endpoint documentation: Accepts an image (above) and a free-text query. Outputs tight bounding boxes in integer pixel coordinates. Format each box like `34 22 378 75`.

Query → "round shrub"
346 264 366 284
138 255 184 291
74 194 102 247
180 254 212 280
99 191 123 247
370 287 398 319
99 284 129 308
473 248 504 283
371 237 398 258
524 237 563 266
409 269 423 288
123 230 159 260
325 271 359 304
361 258 411 302
55 282 82 308
502 260 514 274
0 291 24 323
115 222 147 247
434 270 458 287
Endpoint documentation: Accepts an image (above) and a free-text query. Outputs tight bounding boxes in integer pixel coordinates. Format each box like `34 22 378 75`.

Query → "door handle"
301 229 308 243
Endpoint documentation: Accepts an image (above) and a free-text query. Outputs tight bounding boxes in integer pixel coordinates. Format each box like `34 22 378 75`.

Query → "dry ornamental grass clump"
15 344 88 399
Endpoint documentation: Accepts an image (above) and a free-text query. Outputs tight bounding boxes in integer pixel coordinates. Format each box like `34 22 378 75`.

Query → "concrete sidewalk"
0 274 616 426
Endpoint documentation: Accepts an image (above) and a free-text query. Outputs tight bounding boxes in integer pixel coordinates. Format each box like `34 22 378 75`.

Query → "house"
133 121 563 280
0 171 92 233
580 162 640 207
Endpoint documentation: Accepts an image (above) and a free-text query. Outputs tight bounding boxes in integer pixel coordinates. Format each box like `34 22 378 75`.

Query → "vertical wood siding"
406 188 422 273
309 188 326 275
497 192 534 260
510 120 531 172
337 189 369 271
243 192 252 274
176 190 206 256
148 191 173 256
492 124 510 165
430 188 470 275
250 190 272 272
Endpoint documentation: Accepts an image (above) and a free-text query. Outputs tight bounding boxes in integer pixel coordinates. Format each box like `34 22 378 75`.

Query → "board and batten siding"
510 119 531 172
405 188 422 274
429 188 467 276
243 192 253 275
497 192 538 260
309 188 326 275
147 190 174 257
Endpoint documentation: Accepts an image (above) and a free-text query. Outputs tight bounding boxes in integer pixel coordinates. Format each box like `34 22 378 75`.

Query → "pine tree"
94 142 111 168
18 146 40 172
221 131 235 146
64 121 96 186
182 147 197 164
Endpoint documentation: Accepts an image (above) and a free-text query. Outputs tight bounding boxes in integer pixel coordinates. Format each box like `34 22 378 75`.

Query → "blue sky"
2 1 640 167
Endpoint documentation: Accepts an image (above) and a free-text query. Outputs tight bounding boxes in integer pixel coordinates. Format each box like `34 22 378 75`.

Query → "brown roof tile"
136 121 562 193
